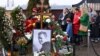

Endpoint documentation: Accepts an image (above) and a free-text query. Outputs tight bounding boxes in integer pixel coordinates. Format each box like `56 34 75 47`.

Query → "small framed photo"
32 29 51 54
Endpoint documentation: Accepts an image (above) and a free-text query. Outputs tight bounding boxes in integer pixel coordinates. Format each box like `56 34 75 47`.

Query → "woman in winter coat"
78 6 89 46
72 8 81 45
73 8 81 35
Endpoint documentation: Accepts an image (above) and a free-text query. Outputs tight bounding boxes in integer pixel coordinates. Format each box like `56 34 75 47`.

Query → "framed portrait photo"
32 29 51 54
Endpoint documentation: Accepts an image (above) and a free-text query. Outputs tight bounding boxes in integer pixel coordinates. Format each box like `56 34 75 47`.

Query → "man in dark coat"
92 12 100 42
58 8 70 31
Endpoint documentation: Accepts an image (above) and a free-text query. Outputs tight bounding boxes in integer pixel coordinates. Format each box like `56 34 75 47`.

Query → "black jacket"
40 42 50 52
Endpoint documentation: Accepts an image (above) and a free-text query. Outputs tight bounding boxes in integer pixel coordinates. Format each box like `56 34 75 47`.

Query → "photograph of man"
33 29 51 53
38 31 50 52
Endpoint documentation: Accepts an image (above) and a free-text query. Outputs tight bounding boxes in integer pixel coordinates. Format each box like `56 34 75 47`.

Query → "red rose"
63 36 67 41
24 18 38 32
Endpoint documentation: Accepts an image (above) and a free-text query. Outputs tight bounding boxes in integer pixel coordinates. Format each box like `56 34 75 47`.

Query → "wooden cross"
36 0 50 29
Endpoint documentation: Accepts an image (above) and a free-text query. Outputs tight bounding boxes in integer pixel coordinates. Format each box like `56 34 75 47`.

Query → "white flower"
52 38 55 41
46 19 51 23
7 39 9 41
12 29 16 33
25 32 32 40
56 34 64 39
60 35 63 39
57 23 59 26
53 32 56 35
56 34 61 38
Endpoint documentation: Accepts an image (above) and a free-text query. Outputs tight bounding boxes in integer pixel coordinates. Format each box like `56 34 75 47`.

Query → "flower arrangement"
17 37 28 46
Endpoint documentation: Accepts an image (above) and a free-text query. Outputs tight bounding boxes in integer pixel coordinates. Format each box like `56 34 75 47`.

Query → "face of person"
75 10 78 14
75 8 80 14
63 8 68 14
38 33 47 44
80 7 84 13
88 8 92 12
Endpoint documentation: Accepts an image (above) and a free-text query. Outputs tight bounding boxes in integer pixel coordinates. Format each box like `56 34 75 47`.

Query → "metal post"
87 29 90 56
85 0 90 56
2 47 6 56
73 43 76 56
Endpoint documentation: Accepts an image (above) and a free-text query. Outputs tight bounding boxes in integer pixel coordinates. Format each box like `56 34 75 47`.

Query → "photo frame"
32 29 51 55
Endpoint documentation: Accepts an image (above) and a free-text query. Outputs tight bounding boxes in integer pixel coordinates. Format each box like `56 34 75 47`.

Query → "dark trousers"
70 34 81 45
90 24 100 38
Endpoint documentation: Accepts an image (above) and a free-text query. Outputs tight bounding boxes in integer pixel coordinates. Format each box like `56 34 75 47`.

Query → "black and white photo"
33 29 51 53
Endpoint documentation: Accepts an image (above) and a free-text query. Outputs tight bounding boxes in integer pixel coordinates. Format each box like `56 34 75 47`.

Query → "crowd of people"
57 6 100 46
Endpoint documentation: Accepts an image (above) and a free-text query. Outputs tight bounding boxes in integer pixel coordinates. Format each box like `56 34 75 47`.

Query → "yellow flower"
33 23 35 26
43 15 49 20
17 37 27 45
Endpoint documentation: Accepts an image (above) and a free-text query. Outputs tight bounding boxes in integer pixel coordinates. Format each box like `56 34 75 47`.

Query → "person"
92 12 100 42
51 14 56 22
88 7 97 24
69 8 74 22
58 8 70 31
72 7 81 45
88 8 98 42
78 6 89 46
38 31 50 52
66 8 74 41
